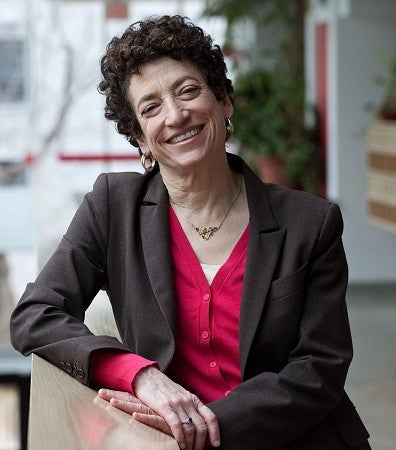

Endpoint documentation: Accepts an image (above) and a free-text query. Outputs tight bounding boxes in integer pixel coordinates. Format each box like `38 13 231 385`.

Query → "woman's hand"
98 388 172 435
99 366 220 450
132 366 220 450
97 388 153 416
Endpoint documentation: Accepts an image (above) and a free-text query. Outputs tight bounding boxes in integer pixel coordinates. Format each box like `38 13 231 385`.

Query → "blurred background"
0 0 395 449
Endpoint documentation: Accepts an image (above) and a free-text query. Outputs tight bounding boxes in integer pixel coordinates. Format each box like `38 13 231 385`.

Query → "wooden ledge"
29 355 178 449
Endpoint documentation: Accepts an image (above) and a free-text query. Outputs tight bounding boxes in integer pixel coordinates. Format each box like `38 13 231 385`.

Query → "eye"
141 103 160 117
179 85 201 99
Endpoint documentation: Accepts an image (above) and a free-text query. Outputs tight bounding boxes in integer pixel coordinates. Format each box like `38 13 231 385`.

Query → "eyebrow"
136 75 203 109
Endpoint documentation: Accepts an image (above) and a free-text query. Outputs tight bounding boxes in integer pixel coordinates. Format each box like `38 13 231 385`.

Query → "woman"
10 15 370 450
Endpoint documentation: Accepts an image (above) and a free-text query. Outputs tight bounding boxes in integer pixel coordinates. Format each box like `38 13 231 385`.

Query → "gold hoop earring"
225 118 234 141
141 152 157 173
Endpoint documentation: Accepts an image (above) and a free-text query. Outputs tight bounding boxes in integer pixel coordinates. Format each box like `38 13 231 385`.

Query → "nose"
163 96 189 126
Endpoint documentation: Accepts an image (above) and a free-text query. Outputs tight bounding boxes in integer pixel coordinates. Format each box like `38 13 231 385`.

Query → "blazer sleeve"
208 203 353 449
10 174 133 386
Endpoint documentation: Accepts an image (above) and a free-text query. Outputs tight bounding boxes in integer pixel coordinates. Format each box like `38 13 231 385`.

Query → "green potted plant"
232 66 319 191
204 0 320 193
374 53 396 121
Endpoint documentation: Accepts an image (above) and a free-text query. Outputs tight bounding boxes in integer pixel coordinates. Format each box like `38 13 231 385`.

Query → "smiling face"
128 57 233 173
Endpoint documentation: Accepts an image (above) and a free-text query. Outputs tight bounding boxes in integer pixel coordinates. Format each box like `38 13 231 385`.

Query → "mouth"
167 126 203 144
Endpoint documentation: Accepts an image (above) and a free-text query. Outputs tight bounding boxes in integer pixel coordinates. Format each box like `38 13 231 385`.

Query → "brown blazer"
10 154 370 449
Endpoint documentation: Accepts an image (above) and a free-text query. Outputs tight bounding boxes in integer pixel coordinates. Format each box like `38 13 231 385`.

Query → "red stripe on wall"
315 22 328 197
58 153 140 162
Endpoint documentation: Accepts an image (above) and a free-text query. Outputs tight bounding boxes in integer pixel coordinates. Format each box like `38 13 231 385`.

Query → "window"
0 40 24 102
0 162 25 186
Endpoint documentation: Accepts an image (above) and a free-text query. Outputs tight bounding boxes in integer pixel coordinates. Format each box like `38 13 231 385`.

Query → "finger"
197 403 220 448
98 388 138 403
180 420 195 450
131 412 172 435
109 398 149 416
184 413 207 450
162 407 193 450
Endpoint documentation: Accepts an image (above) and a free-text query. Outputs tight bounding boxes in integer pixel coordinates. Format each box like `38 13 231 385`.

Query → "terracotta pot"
257 155 288 185
378 97 396 121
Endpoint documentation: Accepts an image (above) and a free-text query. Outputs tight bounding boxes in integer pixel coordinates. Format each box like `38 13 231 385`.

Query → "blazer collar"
140 174 176 333
232 155 286 377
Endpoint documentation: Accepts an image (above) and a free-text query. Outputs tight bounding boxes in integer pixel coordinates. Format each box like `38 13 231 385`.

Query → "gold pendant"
196 226 219 240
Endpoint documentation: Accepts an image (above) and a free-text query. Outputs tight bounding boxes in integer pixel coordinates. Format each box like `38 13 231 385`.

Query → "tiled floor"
0 385 19 449
0 284 395 449
345 284 396 449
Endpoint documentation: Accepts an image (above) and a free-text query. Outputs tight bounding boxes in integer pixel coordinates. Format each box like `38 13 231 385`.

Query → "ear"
136 136 148 151
222 95 233 118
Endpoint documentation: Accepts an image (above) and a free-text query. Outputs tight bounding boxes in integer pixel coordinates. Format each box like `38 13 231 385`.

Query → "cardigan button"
209 361 217 368
203 293 210 301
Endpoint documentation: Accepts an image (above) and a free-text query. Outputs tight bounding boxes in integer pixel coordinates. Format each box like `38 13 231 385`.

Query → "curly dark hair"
98 15 234 149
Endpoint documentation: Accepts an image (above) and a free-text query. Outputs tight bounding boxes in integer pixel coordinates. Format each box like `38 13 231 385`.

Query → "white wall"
29 0 225 266
307 0 396 283
1 0 226 302
336 14 396 282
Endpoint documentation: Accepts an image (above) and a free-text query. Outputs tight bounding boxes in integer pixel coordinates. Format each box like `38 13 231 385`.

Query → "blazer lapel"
139 174 176 333
239 164 286 378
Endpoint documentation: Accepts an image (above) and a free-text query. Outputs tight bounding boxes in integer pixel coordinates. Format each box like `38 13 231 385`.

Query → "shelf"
366 121 396 232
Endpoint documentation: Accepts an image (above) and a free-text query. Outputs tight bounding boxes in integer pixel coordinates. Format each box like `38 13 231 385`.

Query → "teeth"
170 128 199 144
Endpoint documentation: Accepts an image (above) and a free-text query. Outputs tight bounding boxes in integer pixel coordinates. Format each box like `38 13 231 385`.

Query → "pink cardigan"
90 205 248 403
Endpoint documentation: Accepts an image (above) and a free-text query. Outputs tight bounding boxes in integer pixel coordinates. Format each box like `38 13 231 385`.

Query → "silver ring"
182 417 193 425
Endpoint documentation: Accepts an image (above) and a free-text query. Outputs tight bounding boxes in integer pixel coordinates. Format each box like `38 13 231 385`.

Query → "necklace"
170 175 242 241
